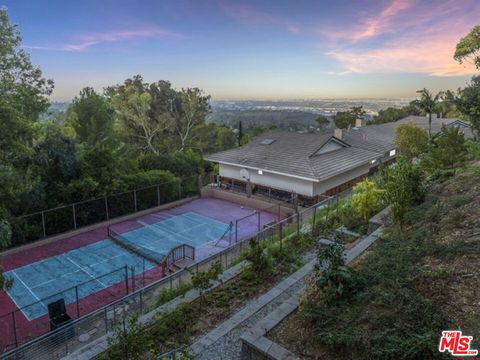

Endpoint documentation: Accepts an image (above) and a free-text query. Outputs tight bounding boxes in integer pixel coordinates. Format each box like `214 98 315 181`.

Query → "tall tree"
111 77 164 155
456 76 480 136
413 89 441 138
66 87 116 147
174 88 210 151
0 8 53 290
454 25 480 69
0 9 53 159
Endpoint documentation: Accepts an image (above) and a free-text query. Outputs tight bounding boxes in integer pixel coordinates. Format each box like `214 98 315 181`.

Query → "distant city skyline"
3 0 479 101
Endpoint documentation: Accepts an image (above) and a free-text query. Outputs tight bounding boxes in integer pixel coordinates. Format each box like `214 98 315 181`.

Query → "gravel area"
193 265 310 360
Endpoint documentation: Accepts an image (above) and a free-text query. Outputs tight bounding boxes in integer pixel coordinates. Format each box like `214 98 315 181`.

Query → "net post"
130 266 135 292
75 286 80 317
143 258 146 287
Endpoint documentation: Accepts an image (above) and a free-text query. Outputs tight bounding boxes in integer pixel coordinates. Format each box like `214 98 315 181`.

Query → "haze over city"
3 0 479 101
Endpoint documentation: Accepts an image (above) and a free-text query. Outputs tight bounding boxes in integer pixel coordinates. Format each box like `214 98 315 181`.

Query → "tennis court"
4 240 155 320
110 212 232 263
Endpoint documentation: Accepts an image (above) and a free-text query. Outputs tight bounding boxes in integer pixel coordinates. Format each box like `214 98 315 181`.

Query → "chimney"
355 118 366 127
334 128 343 140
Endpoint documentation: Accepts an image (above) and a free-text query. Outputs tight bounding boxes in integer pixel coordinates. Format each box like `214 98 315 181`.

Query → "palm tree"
414 88 441 138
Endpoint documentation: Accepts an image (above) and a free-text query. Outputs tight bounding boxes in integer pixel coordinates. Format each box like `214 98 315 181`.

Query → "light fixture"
389 149 396 157
258 170 263 175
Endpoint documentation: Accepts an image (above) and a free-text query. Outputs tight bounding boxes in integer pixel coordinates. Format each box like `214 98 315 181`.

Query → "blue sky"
3 0 479 101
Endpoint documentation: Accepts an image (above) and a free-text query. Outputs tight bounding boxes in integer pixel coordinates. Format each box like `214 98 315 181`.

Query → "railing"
163 243 195 271
0 197 336 360
9 174 211 247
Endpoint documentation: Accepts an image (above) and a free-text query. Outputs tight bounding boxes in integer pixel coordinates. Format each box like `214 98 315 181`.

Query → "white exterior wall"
219 164 315 196
313 163 371 194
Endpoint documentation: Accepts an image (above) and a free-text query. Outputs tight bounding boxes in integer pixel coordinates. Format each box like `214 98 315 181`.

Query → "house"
204 116 471 204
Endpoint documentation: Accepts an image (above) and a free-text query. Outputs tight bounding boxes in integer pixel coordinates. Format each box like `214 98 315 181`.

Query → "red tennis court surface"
0 197 282 353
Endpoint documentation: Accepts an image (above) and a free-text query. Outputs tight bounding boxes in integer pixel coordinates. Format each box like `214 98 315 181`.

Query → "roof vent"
260 138 275 145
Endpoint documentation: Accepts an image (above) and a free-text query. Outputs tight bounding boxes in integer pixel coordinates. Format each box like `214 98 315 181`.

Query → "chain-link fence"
10 175 211 247
1 196 336 360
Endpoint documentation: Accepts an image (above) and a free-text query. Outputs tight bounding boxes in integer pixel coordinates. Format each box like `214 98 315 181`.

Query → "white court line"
65 256 108 289
30 249 126 290
9 270 49 314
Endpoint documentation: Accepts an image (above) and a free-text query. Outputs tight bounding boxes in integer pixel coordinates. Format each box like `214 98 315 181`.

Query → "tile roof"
204 116 471 182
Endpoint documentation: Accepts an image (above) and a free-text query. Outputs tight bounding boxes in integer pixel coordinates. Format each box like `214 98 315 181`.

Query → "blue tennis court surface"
116 212 232 262
5 240 155 320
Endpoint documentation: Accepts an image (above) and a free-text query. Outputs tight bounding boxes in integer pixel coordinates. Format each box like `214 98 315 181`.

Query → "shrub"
350 179 385 223
381 157 425 224
190 261 223 295
244 237 272 276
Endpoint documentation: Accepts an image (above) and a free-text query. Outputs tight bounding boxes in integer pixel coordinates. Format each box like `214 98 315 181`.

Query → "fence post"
41 211 46 238
105 196 110 220
12 312 18 348
297 212 300 235
279 222 283 252
178 182 182 200
157 185 161 205
72 204 77 230
125 265 129 295
134 190 138 212
131 266 135 292
235 219 239 243
257 211 261 232
312 206 317 236
75 286 80 317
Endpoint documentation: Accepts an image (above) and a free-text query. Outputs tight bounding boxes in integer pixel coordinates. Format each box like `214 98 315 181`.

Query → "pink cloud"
25 27 183 52
327 35 476 76
219 0 300 34
323 0 479 76
324 0 413 41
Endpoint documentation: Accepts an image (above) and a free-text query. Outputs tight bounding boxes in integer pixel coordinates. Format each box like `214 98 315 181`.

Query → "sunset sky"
3 0 479 101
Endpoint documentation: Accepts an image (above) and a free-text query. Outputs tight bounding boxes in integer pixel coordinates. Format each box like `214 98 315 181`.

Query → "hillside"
271 162 480 359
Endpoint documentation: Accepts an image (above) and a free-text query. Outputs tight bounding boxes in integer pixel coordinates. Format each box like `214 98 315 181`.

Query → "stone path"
191 226 384 360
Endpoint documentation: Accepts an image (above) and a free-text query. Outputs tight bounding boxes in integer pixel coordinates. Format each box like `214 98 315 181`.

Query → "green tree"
422 126 468 171
315 115 330 130
456 76 480 136
371 103 421 124
454 25 480 69
174 88 211 150
334 111 356 129
412 89 441 138
111 80 161 155
66 87 116 147
382 157 425 224
350 179 385 223
394 123 429 160
31 122 79 206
